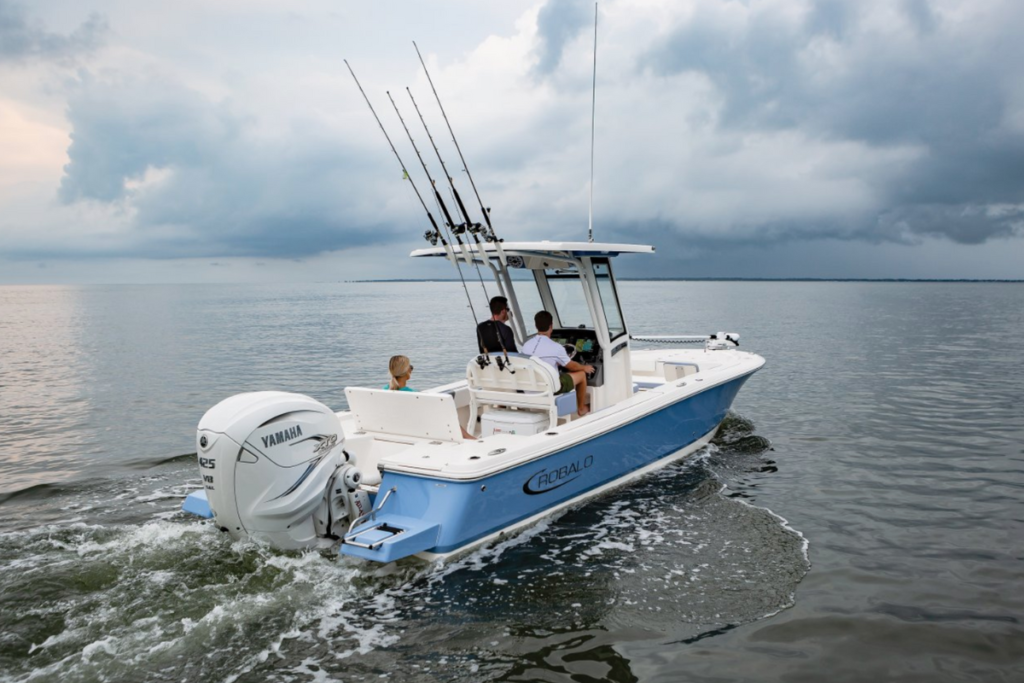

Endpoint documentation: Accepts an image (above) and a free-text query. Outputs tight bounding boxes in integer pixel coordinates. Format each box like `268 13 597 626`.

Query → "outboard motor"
195 391 355 550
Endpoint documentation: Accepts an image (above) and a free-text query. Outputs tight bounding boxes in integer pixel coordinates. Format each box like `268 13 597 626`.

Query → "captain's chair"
466 353 577 431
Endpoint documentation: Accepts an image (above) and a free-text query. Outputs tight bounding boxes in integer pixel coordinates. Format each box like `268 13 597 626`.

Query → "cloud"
3 0 1024 281
0 0 107 64
43 70 410 260
876 203 1024 244
533 0 592 76
59 73 235 204
637 0 1024 245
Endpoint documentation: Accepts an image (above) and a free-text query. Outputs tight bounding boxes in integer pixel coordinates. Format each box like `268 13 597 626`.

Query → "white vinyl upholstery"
465 353 575 431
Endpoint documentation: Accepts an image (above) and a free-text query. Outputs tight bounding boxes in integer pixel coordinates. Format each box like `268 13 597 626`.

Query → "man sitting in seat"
521 310 595 417
477 296 518 354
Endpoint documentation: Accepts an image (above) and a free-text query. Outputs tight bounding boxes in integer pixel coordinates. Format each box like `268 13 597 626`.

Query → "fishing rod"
345 61 479 324
384 90 473 267
407 88 478 235
343 60 456 267
407 86 491 295
412 41 507 266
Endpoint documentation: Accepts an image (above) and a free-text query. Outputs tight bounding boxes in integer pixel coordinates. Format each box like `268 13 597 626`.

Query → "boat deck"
337 348 764 483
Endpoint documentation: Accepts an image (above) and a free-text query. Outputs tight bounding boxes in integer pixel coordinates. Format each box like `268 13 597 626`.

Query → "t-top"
521 334 570 372
476 319 518 354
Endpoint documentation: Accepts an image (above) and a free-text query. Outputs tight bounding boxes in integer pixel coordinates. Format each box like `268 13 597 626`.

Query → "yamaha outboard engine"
195 391 357 550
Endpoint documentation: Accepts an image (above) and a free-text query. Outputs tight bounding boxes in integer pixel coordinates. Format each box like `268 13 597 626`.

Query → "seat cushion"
555 390 577 416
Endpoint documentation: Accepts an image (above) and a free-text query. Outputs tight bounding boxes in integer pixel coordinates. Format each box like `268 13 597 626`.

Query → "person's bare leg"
570 370 589 416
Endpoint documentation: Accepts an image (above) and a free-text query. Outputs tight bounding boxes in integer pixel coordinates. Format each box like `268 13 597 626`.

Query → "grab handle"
346 486 396 535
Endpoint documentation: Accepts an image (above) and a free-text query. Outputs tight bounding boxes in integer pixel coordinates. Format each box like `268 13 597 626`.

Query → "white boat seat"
466 353 576 430
344 387 464 443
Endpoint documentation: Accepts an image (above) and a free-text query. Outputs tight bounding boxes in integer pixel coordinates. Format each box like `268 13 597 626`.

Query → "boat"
181 45 765 564
182 239 765 563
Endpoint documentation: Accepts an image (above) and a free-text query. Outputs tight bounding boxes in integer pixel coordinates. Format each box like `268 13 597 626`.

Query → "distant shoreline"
3 278 1022 286
345 278 1024 284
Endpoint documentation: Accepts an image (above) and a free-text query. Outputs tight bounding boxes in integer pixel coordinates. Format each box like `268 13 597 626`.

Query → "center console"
550 329 604 386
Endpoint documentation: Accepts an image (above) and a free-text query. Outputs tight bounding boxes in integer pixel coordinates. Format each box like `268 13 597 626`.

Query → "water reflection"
0 286 93 493
5 280 1021 682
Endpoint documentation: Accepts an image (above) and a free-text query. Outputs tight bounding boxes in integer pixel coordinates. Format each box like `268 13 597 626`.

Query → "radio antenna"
588 2 598 243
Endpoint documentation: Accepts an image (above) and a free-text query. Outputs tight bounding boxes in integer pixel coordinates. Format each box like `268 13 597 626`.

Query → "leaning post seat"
465 353 577 430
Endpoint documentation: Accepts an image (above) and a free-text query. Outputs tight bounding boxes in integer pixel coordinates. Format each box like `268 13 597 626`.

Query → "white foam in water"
80 636 116 662
0 423 810 683
73 519 210 556
728 487 813 621
452 450 812 637
287 658 343 683
430 511 566 580
132 491 187 503
211 543 419 680
5 516 386 682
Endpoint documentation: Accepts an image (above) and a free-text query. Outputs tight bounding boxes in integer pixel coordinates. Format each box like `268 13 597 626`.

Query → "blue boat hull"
341 373 752 562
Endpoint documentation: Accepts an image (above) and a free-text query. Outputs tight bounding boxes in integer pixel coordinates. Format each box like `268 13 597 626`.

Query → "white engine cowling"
195 391 351 550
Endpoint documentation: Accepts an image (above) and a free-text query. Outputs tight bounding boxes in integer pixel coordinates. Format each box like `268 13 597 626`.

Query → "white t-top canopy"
410 241 655 259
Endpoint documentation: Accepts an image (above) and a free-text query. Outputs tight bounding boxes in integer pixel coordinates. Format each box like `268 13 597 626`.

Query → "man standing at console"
522 310 594 417
477 296 518 354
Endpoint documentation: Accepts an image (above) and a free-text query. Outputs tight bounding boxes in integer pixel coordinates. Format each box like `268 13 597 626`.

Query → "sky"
1 0 1022 283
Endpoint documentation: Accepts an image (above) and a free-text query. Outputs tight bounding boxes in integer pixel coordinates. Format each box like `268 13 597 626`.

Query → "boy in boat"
385 355 476 439
522 310 594 417
477 296 517 354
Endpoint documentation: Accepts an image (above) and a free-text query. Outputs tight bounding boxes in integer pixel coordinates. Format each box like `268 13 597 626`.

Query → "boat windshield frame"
540 265 595 330
590 257 627 342
410 242 650 347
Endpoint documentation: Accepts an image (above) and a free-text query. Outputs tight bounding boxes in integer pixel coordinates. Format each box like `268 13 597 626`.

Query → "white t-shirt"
521 334 571 372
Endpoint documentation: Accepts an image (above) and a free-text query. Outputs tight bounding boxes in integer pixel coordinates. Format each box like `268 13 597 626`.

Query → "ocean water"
1 280 1022 682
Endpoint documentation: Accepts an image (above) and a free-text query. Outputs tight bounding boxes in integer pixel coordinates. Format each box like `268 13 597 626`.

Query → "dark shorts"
556 373 575 395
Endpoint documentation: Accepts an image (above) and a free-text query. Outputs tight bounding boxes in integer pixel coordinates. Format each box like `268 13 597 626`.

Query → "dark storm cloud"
640 0 1024 246
59 74 234 204
901 0 938 35
876 204 1024 245
595 201 1024 267
0 0 107 63
52 72 405 260
533 0 592 75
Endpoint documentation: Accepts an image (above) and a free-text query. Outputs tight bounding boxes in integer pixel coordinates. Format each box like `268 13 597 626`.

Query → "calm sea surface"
1 281 1022 682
